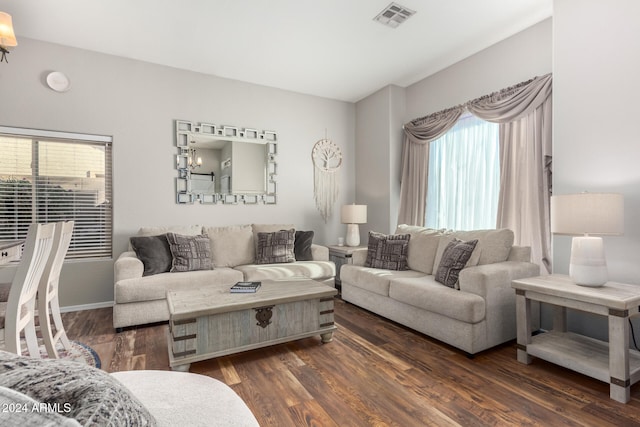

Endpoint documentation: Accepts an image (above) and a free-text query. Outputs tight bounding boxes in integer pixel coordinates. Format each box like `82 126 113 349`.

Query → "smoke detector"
373 2 416 28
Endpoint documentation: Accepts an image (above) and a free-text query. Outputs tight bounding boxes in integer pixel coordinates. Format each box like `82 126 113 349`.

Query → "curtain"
426 114 500 230
398 73 553 272
398 106 463 225
467 73 552 273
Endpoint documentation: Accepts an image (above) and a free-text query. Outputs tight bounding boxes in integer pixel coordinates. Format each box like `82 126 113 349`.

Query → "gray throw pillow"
130 234 172 276
0 351 156 426
166 233 212 272
294 230 314 261
435 238 478 289
256 229 295 264
365 231 411 270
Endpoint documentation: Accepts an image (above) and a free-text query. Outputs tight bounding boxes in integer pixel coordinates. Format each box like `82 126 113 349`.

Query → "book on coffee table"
230 281 261 293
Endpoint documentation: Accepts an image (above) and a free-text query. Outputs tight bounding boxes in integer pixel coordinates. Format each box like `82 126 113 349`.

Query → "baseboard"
60 301 114 313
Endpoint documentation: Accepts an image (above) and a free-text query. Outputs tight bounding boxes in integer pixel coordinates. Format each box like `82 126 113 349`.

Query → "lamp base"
569 236 608 287
345 224 361 247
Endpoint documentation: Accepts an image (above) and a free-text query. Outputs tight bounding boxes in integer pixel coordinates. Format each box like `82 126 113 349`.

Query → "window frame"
0 126 113 260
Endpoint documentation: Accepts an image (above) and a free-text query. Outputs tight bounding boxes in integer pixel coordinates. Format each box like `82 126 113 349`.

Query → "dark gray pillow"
256 229 295 264
365 231 411 270
166 233 212 272
435 238 478 289
0 351 156 426
294 230 314 261
130 234 172 276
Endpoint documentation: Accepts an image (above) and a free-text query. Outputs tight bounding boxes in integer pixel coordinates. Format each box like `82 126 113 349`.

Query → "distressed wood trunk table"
512 274 640 403
167 278 337 371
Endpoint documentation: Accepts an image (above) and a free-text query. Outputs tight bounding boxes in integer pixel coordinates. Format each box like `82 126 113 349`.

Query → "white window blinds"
0 127 112 259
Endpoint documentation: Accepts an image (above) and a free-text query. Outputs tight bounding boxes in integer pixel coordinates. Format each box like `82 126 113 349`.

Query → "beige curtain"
468 74 552 273
398 106 463 225
398 73 553 272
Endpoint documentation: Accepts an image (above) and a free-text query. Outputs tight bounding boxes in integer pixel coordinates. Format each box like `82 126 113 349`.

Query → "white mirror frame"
175 120 278 204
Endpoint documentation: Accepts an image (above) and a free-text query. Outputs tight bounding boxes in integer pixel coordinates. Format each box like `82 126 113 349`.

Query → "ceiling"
0 0 552 102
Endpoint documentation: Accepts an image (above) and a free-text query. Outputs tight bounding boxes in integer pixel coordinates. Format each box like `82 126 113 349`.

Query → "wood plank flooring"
64 299 640 426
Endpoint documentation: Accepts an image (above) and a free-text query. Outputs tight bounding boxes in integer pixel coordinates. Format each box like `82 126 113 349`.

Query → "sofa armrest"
311 244 329 261
351 248 368 266
507 245 531 262
458 261 540 299
114 251 144 282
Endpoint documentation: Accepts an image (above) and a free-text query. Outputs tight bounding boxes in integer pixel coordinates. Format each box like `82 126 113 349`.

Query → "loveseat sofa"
114 224 335 329
341 225 540 355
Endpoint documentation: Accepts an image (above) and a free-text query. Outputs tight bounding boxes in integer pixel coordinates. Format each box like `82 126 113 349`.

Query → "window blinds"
0 127 112 259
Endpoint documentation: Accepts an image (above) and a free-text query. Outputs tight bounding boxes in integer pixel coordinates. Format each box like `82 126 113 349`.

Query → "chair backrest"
4 223 56 354
39 221 74 295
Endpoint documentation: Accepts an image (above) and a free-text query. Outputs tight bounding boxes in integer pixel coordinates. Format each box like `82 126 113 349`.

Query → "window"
426 114 499 230
0 126 112 259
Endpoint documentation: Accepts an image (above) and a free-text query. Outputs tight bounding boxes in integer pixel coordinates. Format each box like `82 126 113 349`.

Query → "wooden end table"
512 274 640 403
328 245 366 289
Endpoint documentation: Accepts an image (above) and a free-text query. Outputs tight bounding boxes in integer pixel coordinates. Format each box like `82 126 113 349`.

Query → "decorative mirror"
175 120 277 204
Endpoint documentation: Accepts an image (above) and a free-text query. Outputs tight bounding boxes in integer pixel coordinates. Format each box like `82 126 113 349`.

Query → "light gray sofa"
341 225 540 356
114 224 335 329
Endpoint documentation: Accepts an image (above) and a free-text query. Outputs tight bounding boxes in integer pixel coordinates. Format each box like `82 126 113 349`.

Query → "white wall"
355 85 405 238
405 18 552 123
553 0 640 339
0 38 355 308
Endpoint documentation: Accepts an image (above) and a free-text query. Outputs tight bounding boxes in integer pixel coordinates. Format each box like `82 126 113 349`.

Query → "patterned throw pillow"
434 238 478 289
365 231 411 270
294 230 314 261
256 229 295 264
166 233 212 272
130 234 172 276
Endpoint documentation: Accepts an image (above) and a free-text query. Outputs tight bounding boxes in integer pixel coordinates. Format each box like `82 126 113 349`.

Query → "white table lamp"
550 192 624 287
341 204 367 247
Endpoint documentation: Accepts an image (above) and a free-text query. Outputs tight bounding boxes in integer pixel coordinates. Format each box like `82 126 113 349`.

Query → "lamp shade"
341 204 367 224
0 12 17 48
550 193 624 236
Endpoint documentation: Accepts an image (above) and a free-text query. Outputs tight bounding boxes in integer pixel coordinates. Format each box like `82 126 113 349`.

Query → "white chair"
38 221 74 358
1 223 56 356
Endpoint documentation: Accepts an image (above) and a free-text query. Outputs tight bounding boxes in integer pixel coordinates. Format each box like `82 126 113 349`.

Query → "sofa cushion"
166 233 212 272
294 230 314 261
340 265 426 296
365 232 410 270
0 351 156 427
389 276 486 324
130 234 172 276
433 228 514 271
256 229 295 264
395 225 443 274
434 239 478 289
234 261 335 282
114 268 243 304
204 224 254 267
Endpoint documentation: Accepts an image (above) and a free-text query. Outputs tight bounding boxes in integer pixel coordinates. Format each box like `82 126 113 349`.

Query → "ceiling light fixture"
373 2 416 29
0 12 17 63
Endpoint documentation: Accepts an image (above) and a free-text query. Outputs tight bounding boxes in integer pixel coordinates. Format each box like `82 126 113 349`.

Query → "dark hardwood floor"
64 299 640 426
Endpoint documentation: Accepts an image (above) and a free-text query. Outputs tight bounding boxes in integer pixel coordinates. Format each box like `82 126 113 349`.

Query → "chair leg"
38 292 58 358
23 303 40 358
50 293 72 352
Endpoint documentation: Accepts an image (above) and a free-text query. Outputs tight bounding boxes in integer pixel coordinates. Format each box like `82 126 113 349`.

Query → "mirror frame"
175 120 278 204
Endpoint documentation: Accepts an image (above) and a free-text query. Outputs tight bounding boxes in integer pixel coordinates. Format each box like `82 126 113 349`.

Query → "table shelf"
528 331 640 384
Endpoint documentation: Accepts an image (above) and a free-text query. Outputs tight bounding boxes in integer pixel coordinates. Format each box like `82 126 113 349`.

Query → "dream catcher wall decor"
312 138 342 222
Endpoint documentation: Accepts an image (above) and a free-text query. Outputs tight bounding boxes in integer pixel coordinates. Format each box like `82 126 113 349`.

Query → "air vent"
373 2 416 28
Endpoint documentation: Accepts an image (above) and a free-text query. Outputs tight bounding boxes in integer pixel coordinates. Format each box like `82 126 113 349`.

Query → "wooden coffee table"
167 278 338 371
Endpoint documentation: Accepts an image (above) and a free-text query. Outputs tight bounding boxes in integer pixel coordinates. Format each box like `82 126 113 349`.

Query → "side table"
512 274 640 403
328 245 366 290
